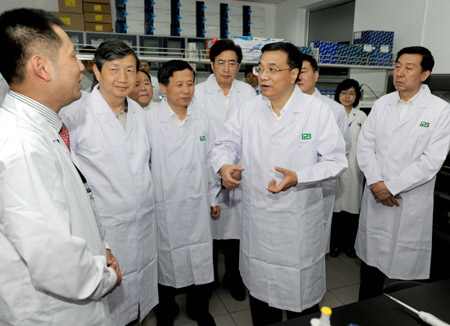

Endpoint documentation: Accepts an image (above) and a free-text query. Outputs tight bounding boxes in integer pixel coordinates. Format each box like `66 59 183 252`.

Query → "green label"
302 133 311 140
199 135 206 141
420 121 430 128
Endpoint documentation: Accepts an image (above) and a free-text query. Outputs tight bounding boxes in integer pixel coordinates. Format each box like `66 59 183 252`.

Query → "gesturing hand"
219 164 244 189
267 166 298 194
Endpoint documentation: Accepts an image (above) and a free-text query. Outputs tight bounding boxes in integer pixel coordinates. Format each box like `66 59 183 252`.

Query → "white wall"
275 0 307 45
0 0 58 12
354 0 450 74
421 0 450 73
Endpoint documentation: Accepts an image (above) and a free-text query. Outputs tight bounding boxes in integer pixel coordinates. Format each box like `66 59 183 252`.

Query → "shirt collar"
9 90 62 132
267 89 295 114
167 104 191 121
213 76 233 97
398 87 422 104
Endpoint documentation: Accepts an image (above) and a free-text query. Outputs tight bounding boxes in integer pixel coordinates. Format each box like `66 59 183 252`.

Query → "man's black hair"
210 39 243 64
300 53 318 72
260 42 302 81
396 46 434 73
244 65 256 76
157 60 195 86
94 39 140 72
0 8 63 84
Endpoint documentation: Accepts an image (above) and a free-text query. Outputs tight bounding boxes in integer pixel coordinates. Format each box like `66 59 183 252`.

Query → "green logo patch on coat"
419 121 430 128
199 136 206 141
302 133 311 140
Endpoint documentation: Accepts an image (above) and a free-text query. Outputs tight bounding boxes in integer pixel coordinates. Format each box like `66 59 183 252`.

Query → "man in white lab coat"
60 40 158 325
356 46 450 300
0 9 120 326
150 60 220 326
211 42 347 326
192 39 256 301
296 53 351 257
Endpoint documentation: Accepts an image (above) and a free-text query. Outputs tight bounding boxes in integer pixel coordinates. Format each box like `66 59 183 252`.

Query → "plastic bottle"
310 306 332 326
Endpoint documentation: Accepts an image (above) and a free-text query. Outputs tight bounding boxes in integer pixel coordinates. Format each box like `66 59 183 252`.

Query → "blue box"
372 44 393 66
311 41 337 64
353 30 394 47
299 46 312 55
336 44 362 65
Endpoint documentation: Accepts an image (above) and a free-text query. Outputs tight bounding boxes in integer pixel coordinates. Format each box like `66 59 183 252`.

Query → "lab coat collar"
2 92 60 143
90 85 138 135
158 98 197 138
387 84 432 127
262 86 307 135
205 74 238 95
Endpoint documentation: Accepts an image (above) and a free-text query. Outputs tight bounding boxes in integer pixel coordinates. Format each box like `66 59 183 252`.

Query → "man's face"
94 54 137 103
160 68 195 111
394 53 430 97
211 50 240 88
245 71 258 89
258 50 298 101
129 71 153 108
139 61 151 73
296 60 318 95
83 60 95 74
51 26 84 108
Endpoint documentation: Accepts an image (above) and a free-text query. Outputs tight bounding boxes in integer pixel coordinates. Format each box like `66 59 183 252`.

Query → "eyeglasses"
253 66 292 76
215 60 238 68
341 91 356 96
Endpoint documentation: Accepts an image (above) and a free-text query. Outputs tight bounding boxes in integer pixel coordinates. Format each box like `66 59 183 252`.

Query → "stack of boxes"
352 30 394 66
50 0 112 32
83 0 112 32
310 41 338 64
230 36 286 62
51 0 85 31
310 30 394 66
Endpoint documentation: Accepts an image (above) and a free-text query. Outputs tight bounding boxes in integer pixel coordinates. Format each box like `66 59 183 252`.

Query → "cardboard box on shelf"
84 12 112 23
82 2 111 13
50 12 84 31
58 0 83 14
85 22 112 32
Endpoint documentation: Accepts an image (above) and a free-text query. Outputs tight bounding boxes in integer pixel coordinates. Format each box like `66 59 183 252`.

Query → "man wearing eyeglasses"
193 39 255 301
210 42 347 326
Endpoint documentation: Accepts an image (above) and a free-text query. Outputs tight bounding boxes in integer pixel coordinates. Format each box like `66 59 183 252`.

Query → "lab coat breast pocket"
295 139 319 170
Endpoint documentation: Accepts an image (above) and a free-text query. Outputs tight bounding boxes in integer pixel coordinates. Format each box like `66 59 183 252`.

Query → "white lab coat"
211 86 347 312
334 108 367 214
193 74 256 239
0 92 116 326
0 73 9 104
356 85 450 279
312 88 351 253
148 99 219 287
60 86 158 325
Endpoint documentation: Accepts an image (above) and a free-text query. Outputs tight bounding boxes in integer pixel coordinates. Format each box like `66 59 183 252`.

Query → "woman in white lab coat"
331 79 367 258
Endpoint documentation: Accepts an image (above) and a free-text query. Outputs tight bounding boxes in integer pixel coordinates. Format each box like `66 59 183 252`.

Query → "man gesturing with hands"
210 42 347 326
